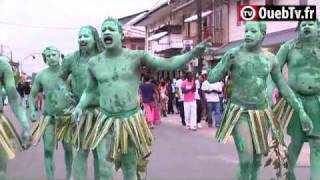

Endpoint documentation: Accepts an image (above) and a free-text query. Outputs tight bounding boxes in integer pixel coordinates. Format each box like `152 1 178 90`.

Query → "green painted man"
59 25 114 180
207 21 313 180
29 46 73 180
72 17 209 180
276 20 320 180
0 57 32 180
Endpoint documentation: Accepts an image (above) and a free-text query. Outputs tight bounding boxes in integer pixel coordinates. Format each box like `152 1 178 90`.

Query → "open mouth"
245 38 253 43
304 29 311 35
79 41 87 47
104 36 113 45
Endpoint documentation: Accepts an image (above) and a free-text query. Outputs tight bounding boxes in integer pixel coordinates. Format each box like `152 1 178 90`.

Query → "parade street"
5 106 310 180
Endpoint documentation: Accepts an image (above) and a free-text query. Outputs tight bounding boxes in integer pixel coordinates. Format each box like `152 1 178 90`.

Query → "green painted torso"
286 45 320 96
38 69 69 116
230 49 273 109
70 56 91 102
89 50 141 113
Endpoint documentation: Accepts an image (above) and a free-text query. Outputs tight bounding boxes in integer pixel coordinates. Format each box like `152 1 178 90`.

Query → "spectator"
175 71 185 126
24 81 31 108
195 74 203 128
35 87 44 111
182 71 197 131
166 78 175 114
202 76 223 128
139 75 157 128
159 80 168 117
16 80 25 100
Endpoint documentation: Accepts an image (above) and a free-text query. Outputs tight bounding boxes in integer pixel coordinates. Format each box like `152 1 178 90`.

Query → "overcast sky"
0 0 165 75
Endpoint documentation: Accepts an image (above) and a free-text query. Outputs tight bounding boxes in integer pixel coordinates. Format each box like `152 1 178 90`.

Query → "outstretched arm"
141 39 209 71
271 56 313 133
29 75 41 122
1 60 30 132
207 49 234 83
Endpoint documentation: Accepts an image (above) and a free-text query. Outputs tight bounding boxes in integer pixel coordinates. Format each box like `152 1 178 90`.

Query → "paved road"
3 106 310 180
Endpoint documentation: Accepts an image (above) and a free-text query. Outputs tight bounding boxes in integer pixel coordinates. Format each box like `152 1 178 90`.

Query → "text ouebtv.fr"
238 5 316 21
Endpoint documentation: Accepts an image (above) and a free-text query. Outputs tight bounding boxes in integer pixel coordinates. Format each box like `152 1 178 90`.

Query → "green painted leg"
62 142 73 180
287 136 304 180
73 149 89 180
92 133 114 180
250 153 262 180
233 115 255 180
309 139 320 180
0 147 8 180
121 140 138 180
73 130 89 180
43 123 55 180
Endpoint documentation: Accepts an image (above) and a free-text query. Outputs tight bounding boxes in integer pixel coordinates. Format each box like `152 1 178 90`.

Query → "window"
214 8 223 29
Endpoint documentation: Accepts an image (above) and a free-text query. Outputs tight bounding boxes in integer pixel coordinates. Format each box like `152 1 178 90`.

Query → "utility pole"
196 0 203 74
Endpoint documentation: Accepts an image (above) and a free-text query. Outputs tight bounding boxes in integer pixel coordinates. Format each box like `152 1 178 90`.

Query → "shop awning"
147 31 168 41
184 10 212 23
214 28 297 56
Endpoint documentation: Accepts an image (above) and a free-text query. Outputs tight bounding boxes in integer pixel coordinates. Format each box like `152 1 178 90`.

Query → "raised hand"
192 38 212 58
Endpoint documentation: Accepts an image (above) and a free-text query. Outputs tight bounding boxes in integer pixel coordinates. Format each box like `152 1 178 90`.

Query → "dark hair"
144 74 150 82
186 71 193 80
74 25 105 61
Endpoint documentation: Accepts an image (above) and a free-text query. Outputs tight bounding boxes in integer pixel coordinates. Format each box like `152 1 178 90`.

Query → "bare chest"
41 72 61 89
288 47 320 68
232 52 272 78
91 57 140 85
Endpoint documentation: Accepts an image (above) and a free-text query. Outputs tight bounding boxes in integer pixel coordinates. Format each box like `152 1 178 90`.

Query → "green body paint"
73 17 209 180
29 46 73 180
208 21 312 180
277 20 319 180
0 57 31 180
60 26 114 180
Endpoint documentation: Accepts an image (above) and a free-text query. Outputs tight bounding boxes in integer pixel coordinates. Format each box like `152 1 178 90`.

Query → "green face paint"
78 27 95 51
44 49 60 67
298 21 318 40
243 22 264 50
101 21 123 50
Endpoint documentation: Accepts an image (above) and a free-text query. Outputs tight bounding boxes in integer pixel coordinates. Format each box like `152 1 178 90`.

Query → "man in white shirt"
201 76 223 127
175 71 185 126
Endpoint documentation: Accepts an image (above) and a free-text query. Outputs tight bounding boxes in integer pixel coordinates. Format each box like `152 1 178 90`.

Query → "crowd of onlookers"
139 70 227 131
15 79 43 110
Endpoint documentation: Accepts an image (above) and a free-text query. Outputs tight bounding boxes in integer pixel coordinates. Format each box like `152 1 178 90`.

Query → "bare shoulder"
226 47 240 58
129 49 146 59
35 69 47 82
122 48 143 60
88 52 103 68
62 52 76 65
281 38 299 50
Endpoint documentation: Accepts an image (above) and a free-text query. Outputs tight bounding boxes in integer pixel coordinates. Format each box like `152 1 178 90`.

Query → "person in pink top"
181 71 197 130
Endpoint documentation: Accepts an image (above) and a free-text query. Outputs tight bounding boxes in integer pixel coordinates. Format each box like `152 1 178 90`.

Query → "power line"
0 20 80 30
